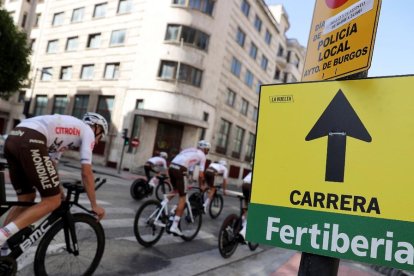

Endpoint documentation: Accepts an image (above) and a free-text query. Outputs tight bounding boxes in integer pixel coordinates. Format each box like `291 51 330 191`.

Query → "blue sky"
265 0 413 77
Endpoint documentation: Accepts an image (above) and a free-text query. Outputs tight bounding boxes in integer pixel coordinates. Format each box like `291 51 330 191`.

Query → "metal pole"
117 143 126 174
297 70 368 276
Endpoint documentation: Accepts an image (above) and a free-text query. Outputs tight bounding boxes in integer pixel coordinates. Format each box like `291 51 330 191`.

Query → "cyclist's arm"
222 178 227 195
81 163 105 220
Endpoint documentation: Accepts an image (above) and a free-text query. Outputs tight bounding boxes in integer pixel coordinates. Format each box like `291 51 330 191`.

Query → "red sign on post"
131 138 140 148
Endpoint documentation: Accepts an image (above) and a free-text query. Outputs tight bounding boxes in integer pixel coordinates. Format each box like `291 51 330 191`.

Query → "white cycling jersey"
171 147 206 171
17 114 95 164
147 156 167 169
208 163 228 180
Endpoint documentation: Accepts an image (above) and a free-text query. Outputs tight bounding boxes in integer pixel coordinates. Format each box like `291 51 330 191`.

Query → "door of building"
153 121 183 162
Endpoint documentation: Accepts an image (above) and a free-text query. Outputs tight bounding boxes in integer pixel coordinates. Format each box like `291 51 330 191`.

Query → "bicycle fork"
63 212 79 256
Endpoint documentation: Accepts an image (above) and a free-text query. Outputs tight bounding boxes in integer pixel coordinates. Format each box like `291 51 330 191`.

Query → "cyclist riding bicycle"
168 140 210 236
203 159 228 214
239 171 252 240
144 151 168 187
0 113 107 248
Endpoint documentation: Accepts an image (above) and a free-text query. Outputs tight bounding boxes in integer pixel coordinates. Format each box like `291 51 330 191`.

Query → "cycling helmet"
82 112 109 138
218 159 227 167
160 152 168 159
197 140 211 150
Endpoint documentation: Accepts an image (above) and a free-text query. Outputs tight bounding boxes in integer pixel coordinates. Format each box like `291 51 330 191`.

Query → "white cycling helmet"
218 159 227 167
82 112 109 138
160 152 168 159
197 140 211 150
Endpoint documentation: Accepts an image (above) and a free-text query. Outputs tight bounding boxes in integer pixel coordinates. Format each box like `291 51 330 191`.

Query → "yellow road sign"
252 75 414 223
302 0 381 81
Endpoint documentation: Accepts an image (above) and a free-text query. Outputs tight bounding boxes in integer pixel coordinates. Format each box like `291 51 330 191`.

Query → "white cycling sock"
171 215 181 229
0 222 19 246
203 198 210 208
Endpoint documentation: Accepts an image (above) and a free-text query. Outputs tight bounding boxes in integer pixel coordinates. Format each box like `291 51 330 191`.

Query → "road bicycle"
201 184 224 219
0 161 106 276
218 190 259 258
130 175 172 201
133 188 203 247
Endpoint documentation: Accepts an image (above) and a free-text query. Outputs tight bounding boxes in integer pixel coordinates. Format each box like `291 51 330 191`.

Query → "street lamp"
23 68 52 118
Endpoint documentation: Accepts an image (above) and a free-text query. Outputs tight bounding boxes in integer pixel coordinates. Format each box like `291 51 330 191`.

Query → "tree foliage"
0 9 31 98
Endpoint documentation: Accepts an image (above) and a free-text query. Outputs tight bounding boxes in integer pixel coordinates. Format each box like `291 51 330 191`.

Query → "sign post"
248 76 414 273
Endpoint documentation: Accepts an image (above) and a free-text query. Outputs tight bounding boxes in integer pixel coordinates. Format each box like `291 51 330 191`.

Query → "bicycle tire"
34 213 105 276
248 242 259 251
218 214 240 258
134 200 165 247
209 194 223 219
180 203 202 241
130 179 149 200
155 181 173 201
0 256 17 276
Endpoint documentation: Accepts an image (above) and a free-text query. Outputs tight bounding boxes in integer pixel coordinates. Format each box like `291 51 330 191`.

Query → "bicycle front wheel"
180 203 202 241
34 213 105 276
155 181 173 201
209 194 223 219
218 214 240 258
134 199 165 247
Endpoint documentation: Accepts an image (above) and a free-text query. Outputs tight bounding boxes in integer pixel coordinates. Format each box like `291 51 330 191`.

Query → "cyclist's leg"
240 183 251 239
169 166 187 235
144 163 152 181
203 171 215 212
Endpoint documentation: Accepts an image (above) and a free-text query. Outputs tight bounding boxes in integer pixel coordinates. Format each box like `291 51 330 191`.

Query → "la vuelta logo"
325 0 349 9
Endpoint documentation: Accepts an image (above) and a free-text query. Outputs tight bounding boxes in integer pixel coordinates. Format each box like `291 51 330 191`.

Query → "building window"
277 45 284 57
52 12 64 26
30 39 36 50
252 106 258 121
71 7 84 23
188 0 215 16
118 0 132 14
232 126 245 159
199 112 209 140
249 42 257 60
274 67 281 79
52 95 68 114
265 29 272 45
34 95 48 116
104 63 120 79
236 27 245 47
87 33 101 48
216 118 231 154
66 36 78 51
46 40 59 53
261 55 268 71
110 29 126 46
254 15 262 33
21 12 27 28
241 0 250 17
93 3 107 18
226 89 236 107
165 24 210 51
72 95 89 119
135 99 144 109
96 96 114 125
34 13 41 27
240 98 248 116
231 57 241 77
256 80 262 94
245 132 255 162
80 64 94 80
40 67 53 81
59 66 72 80
158 60 203 87
244 70 253 88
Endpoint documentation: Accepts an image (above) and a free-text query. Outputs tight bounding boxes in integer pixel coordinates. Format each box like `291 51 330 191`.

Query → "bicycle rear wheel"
134 199 165 247
34 213 105 276
180 203 202 241
218 214 240 258
130 178 149 200
155 181 173 201
209 194 223 219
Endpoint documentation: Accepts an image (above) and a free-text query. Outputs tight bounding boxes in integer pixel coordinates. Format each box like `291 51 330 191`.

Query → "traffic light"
122 128 128 139
124 137 129 146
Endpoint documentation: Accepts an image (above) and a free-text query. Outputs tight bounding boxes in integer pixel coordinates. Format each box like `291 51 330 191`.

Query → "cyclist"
239 171 252 240
0 113 107 248
168 140 210 236
203 159 228 214
144 151 168 187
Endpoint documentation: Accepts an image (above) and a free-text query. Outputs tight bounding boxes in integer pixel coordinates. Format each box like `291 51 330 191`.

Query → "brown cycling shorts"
205 168 216 187
168 164 187 196
5 127 61 197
